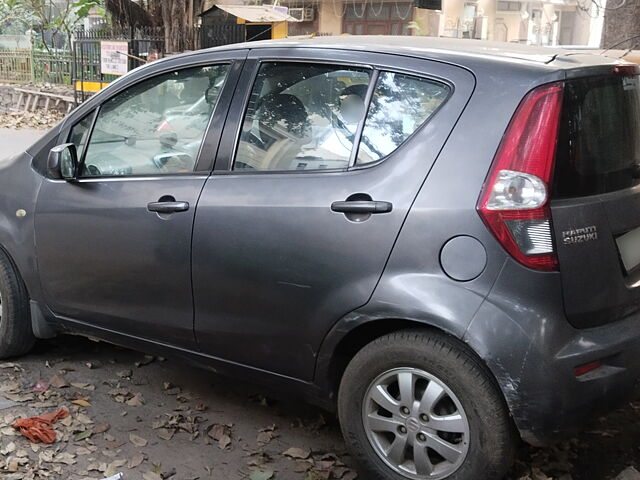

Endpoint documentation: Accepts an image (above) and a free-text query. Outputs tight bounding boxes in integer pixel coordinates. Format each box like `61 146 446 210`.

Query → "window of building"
497 1 521 12
343 3 413 35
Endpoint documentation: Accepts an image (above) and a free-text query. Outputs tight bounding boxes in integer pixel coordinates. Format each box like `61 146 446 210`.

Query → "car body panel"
32 50 248 348
0 37 635 448
191 48 475 380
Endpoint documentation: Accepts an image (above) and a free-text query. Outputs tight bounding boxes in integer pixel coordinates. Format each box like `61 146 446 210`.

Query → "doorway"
246 24 272 42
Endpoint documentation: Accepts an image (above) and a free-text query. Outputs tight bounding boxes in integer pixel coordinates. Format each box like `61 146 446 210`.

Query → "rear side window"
234 62 371 172
233 64 450 172
357 72 450 164
553 73 640 198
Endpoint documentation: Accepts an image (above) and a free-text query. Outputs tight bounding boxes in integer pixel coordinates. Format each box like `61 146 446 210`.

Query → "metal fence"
0 49 72 85
0 49 31 83
33 51 73 85
73 27 165 102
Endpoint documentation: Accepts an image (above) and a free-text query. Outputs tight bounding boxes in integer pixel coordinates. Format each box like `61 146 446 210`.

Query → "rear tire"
0 250 35 359
338 329 516 480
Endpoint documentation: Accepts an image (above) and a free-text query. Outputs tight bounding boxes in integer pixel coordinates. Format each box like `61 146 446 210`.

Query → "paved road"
0 128 44 158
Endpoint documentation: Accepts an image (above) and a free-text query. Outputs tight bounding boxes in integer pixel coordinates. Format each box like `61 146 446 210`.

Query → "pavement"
0 129 45 158
0 127 638 480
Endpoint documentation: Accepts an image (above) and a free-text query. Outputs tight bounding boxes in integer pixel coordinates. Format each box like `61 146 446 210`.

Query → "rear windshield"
553 73 640 198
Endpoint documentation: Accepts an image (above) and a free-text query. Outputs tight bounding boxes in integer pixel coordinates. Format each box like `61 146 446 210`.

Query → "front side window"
68 113 94 160
357 72 450 164
234 63 371 171
75 64 229 177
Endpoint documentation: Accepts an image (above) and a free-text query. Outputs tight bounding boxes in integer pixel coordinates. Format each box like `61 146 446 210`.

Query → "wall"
317 0 343 34
0 85 19 113
0 84 73 114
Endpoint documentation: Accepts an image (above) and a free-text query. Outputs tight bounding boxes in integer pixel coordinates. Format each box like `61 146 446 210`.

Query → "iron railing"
0 49 72 85
0 49 31 83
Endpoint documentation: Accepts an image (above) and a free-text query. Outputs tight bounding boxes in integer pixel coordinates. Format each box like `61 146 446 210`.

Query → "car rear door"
34 51 246 347
192 48 475 380
550 66 640 328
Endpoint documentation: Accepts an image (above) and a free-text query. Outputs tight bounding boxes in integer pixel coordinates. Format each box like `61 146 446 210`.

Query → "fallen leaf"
156 428 175 441
0 363 22 371
52 451 76 465
207 423 233 450
283 447 311 459
71 398 92 407
1 441 16 455
250 470 275 480
135 355 155 367
49 374 68 388
70 382 96 391
74 430 93 441
105 459 127 476
129 433 148 447
257 425 278 446
128 453 145 468
93 423 111 434
126 393 145 406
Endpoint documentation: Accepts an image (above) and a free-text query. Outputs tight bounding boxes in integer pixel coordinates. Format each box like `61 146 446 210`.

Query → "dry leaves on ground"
0 111 65 130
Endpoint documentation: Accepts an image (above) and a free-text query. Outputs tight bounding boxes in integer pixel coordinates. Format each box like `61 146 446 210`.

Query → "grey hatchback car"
1 36 639 480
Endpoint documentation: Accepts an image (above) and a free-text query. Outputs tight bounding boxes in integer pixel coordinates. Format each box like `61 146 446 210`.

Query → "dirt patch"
0 336 637 480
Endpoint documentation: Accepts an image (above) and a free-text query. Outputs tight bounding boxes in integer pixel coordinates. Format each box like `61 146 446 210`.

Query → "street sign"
100 41 129 76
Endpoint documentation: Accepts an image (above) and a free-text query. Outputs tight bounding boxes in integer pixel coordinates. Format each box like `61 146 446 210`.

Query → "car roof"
190 36 625 70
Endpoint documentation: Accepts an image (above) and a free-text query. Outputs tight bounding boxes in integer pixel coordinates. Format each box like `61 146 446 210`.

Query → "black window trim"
224 58 455 176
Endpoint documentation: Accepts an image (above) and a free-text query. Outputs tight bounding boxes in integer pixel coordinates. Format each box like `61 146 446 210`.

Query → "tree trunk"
159 0 186 53
601 0 640 49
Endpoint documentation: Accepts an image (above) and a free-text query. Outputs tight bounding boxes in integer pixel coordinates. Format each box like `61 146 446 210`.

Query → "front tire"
338 329 516 480
0 250 35 358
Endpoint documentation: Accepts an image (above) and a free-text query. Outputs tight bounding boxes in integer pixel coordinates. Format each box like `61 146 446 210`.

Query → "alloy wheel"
362 367 470 479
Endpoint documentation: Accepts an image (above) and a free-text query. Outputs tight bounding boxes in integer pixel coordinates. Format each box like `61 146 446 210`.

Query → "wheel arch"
314 314 505 410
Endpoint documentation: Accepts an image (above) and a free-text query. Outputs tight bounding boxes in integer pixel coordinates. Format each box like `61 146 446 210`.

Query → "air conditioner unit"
289 7 315 21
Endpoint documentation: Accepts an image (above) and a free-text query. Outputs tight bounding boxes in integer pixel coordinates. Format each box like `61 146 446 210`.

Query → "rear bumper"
465 260 640 446
517 316 640 445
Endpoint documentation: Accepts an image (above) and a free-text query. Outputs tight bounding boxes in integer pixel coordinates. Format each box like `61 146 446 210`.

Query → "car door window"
68 113 94 160
76 64 229 177
357 71 450 164
234 62 371 171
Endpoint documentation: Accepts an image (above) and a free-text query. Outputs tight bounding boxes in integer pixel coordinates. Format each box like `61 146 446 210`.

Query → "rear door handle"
147 201 190 214
331 200 393 214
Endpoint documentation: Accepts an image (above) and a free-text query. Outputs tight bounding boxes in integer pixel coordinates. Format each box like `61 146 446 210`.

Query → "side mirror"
48 143 78 181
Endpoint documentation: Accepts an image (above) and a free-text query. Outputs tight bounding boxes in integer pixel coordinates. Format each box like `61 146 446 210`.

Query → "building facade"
283 0 604 46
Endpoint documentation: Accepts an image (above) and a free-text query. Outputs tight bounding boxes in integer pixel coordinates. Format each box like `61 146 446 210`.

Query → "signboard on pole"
100 41 129 76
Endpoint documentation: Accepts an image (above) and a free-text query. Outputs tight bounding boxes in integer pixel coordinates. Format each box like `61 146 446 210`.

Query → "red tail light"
477 82 564 271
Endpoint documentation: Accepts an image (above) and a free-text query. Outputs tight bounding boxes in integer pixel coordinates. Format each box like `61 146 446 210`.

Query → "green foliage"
0 0 38 33
1 0 105 39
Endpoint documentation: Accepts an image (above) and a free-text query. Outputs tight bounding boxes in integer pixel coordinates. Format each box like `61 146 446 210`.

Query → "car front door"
192 49 475 379
34 51 246 347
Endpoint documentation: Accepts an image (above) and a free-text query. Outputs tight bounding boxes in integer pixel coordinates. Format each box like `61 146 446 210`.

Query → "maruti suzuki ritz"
1 36 639 480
